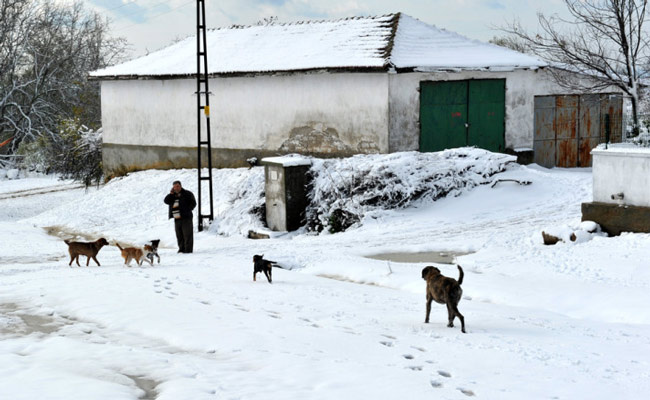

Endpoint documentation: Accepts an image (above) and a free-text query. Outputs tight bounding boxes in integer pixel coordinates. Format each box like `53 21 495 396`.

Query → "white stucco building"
91 13 615 174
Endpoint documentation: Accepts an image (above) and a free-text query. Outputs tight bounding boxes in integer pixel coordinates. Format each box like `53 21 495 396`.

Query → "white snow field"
1 151 649 400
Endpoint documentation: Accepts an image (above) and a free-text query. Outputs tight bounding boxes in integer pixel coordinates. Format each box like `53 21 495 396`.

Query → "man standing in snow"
164 180 197 253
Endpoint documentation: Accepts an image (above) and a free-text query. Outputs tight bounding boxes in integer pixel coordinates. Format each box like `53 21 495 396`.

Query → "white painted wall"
592 147 650 207
100 72 390 152
387 68 591 152
100 67 613 159
101 79 196 147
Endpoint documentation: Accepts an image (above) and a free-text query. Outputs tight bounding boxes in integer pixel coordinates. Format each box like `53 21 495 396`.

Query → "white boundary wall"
592 146 650 207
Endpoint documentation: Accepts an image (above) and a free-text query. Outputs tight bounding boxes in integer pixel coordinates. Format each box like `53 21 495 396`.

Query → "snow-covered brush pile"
306 148 516 233
28 148 514 239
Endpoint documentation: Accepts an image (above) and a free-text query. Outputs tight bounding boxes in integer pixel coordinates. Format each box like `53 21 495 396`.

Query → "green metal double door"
420 79 505 153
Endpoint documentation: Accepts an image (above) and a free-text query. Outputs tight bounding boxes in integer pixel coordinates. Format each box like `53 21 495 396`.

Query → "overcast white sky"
80 0 571 59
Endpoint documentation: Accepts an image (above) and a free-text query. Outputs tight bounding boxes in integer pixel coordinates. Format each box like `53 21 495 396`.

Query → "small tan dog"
116 243 153 267
422 265 466 333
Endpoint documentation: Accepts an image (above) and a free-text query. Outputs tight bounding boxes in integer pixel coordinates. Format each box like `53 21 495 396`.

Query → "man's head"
172 180 182 193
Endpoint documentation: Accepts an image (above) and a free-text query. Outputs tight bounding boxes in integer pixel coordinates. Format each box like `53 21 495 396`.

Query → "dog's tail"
457 265 464 285
116 243 123 251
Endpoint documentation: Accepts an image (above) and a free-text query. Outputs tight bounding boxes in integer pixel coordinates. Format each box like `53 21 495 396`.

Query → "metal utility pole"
196 0 214 231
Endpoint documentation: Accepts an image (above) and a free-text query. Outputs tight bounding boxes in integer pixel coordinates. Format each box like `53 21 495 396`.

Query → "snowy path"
1 166 649 399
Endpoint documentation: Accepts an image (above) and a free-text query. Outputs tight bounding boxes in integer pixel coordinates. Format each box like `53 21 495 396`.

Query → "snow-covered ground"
1 155 649 399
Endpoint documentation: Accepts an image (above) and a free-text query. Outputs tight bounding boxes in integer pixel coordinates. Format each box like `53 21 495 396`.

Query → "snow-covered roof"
90 13 545 79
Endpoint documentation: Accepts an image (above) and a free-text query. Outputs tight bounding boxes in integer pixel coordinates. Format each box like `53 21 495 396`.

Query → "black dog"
422 265 466 333
145 239 161 264
253 254 275 283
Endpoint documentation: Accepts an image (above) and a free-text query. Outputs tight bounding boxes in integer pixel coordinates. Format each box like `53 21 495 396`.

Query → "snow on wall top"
90 13 544 79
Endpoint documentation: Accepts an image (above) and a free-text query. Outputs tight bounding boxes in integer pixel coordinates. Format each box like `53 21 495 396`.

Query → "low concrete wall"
592 147 650 207
583 145 650 235
582 202 650 235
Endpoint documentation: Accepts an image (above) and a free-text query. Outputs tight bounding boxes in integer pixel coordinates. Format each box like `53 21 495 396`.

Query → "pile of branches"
305 148 516 233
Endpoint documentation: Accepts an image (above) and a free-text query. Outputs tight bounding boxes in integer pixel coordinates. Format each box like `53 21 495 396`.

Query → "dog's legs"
91 255 101 266
425 295 433 323
74 255 81 267
451 303 466 333
253 271 257 281
446 303 466 333
69 255 74 266
265 268 272 284
446 303 455 328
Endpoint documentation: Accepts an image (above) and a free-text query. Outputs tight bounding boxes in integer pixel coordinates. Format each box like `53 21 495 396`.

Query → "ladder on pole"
196 0 214 231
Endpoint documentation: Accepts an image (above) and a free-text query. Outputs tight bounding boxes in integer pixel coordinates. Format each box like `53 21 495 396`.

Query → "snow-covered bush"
306 148 516 233
19 119 103 186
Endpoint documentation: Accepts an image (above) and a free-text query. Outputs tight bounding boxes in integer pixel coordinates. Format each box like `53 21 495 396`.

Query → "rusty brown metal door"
578 95 600 167
533 96 556 168
534 94 624 168
534 95 579 167
555 95 578 167
600 95 623 144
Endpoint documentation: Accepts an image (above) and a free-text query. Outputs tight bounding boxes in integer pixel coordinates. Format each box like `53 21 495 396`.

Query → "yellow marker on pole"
204 105 210 117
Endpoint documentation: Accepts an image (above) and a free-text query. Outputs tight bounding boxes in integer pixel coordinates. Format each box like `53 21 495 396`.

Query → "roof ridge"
382 12 401 67
211 12 400 32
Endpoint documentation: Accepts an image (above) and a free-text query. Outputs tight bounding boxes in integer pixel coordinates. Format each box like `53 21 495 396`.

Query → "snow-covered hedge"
306 148 516 232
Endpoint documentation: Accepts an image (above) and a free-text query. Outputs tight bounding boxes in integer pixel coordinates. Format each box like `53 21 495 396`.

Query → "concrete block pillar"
261 156 312 231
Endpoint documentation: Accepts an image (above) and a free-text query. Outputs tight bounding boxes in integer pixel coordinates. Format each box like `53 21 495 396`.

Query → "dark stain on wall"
279 124 351 154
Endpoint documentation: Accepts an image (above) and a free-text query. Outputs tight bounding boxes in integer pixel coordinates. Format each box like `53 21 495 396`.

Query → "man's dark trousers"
174 218 193 253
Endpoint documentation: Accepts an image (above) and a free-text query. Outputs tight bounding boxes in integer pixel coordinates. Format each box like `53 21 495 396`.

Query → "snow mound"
27 148 515 239
541 220 607 245
307 148 516 232
27 168 265 244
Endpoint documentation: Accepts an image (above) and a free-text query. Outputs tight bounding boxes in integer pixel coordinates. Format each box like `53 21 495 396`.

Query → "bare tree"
0 0 127 157
502 0 649 135
489 35 532 54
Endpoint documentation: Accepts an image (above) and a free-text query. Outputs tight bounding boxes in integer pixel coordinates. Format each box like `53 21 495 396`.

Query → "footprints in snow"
153 277 178 299
430 370 475 396
378 334 476 396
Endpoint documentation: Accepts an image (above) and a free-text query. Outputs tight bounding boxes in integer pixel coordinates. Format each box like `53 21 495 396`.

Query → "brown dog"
422 265 466 333
116 243 153 267
64 238 109 267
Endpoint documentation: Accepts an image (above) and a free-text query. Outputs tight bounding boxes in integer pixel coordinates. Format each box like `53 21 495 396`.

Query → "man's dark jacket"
164 189 197 219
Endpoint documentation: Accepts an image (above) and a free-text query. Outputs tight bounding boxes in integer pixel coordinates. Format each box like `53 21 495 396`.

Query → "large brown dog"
422 265 466 333
64 238 109 267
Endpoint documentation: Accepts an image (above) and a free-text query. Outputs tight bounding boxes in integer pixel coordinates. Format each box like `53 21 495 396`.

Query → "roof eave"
88 65 390 81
